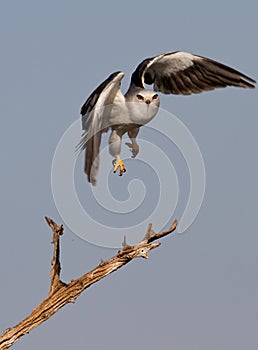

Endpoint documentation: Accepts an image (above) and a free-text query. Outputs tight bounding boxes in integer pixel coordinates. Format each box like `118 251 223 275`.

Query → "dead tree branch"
0 217 177 350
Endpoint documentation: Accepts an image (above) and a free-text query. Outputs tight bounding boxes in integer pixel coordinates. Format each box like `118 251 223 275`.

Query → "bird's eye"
137 94 144 101
152 94 159 100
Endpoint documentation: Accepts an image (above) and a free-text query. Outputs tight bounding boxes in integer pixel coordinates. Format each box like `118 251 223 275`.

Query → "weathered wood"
0 217 177 350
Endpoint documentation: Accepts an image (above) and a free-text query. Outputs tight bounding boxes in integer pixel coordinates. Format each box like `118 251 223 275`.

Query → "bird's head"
135 90 160 107
126 88 160 123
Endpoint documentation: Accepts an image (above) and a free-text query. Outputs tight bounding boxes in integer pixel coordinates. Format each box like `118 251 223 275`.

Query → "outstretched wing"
79 71 124 185
130 51 255 95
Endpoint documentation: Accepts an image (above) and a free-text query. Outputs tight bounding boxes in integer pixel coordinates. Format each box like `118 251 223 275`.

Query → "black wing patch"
130 51 179 88
130 57 155 88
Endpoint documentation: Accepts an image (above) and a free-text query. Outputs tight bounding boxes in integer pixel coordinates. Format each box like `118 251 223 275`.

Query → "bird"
78 51 255 185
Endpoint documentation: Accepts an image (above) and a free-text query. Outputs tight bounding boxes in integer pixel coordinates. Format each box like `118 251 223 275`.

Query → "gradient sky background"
1 1 257 349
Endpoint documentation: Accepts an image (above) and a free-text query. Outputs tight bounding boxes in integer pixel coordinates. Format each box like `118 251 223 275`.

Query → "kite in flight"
78 51 255 185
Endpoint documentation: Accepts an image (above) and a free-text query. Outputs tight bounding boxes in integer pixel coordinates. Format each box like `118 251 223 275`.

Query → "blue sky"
0 1 257 349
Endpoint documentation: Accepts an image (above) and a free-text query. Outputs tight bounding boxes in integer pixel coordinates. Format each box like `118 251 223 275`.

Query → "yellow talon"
113 159 126 176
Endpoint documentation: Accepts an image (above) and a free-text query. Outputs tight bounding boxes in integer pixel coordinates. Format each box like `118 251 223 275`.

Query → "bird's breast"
126 102 159 125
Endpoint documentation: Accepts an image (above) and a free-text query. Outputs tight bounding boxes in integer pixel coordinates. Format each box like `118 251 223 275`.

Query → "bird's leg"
109 129 126 176
126 127 140 158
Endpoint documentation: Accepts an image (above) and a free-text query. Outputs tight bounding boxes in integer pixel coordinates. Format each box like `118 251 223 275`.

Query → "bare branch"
0 217 177 350
144 220 178 243
45 217 67 294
